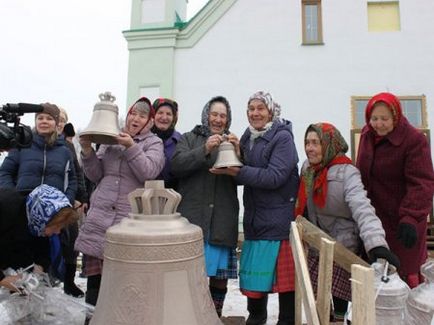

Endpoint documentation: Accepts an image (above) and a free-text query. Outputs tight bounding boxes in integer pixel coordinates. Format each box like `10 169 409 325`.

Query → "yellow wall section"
368 2 400 32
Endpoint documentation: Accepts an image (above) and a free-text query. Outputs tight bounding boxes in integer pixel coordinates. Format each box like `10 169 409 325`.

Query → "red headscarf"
295 123 352 217
365 92 403 126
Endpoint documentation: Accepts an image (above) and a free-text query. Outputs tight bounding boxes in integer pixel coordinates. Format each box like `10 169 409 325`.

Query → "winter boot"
85 274 101 306
209 286 227 317
246 296 268 325
331 296 348 323
63 264 84 298
276 291 295 325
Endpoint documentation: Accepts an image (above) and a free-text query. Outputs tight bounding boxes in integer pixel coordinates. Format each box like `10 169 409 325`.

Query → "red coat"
356 117 434 275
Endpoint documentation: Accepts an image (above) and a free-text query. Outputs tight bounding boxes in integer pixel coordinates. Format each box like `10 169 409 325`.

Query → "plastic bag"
404 260 434 325
0 268 91 324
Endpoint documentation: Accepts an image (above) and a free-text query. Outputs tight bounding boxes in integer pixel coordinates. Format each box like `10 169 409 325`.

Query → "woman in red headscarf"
357 92 434 288
297 122 399 321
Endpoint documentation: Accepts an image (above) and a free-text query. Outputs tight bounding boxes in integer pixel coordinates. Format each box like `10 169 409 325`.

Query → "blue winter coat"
235 120 299 240
0 133 77 203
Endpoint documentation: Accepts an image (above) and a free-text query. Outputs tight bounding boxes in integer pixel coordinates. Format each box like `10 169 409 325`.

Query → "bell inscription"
90 180 223 325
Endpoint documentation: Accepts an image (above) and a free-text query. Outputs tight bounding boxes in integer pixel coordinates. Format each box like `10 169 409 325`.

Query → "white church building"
123 0 433 161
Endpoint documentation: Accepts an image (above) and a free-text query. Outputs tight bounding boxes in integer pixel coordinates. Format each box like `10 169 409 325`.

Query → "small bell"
213 140 243 168
80 91 121 144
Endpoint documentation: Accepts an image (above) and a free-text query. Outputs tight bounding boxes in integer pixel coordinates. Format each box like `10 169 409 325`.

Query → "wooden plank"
351 264 375 325
296 217 369 273
316 238 335 325
294 224 303 325
290 222 321 325
294 270 303 325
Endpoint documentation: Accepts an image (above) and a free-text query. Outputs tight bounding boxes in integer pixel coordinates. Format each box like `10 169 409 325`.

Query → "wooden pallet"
291 218 375 325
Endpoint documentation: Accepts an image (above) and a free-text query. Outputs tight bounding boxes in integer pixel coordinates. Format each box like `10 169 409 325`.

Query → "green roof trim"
123 0 237 48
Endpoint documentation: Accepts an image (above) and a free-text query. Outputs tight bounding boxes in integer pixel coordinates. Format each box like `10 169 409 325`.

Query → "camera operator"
0 103 76 202
0 102 77 221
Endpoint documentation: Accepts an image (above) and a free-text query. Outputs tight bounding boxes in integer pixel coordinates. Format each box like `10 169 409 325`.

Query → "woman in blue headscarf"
0 185 78 292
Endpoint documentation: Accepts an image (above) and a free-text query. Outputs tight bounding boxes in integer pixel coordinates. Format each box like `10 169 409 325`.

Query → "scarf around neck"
248 122 273 149
295 123 352 216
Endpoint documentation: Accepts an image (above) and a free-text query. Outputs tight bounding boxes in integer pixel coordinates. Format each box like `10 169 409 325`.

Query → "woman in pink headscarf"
356 92 434 288
75 97 164 310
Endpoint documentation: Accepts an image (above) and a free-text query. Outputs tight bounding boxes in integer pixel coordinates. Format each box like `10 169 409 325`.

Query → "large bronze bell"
213 140 243 168
80 91 121 144
90 181 222 325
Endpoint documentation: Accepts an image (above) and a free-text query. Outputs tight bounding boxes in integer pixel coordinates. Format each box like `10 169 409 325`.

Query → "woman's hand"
205 134 224 154
226 133 241 158
210 166 241 177
79 136 93 156
116 132 134 148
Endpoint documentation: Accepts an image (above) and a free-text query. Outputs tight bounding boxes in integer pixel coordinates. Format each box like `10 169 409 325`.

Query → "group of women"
0 91 433 325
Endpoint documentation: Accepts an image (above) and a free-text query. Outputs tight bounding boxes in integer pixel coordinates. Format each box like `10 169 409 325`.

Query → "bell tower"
125 0 188 105
130 0 187 29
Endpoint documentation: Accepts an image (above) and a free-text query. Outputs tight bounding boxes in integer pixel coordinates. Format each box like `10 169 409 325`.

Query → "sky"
0 0 208 131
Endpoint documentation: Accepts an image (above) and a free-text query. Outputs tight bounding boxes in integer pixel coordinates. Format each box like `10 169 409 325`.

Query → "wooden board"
290 222 321 325
351 264 375 325
316 238 335 325
296 217 369 273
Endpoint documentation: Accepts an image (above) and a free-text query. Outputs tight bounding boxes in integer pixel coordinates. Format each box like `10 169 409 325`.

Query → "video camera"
0 103 43 150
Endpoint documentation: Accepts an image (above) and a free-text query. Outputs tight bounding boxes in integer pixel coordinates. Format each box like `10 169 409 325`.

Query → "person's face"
36 113 57 136
208 102 228 135
57 112 67 134
154 106 174 131
369 104 395 136
126 108 150 136
305 131 323 165
43 223 63 236
247 99 272 130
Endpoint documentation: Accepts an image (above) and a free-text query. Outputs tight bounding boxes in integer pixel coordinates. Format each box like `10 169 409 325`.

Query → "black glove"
368 246 400 269
397 223 417 249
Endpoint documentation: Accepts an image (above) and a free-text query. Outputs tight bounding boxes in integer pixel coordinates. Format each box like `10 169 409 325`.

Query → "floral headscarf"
151 98 179 140
152 98 179 128
295 123 352 216
26 184 72 236
248 91 281 122
365 92 403 127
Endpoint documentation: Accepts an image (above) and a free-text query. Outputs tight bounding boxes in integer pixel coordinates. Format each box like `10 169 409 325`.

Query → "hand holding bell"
212 133 243 169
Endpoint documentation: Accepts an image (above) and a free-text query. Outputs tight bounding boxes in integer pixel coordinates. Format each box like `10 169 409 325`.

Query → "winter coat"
0 189 50 279
171 126 239 247
235 120 299 240
158 130 181 189
74 132 164 259
302 162 388 253
356 117 434 275
65 139 88 204
0 133 77 203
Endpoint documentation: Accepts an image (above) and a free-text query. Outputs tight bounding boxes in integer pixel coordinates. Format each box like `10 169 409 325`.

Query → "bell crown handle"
128 181 182 216
99 91 116 103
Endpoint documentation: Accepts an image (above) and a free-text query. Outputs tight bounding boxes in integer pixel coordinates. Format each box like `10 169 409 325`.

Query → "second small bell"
213 141 243 168
80 91 121 145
